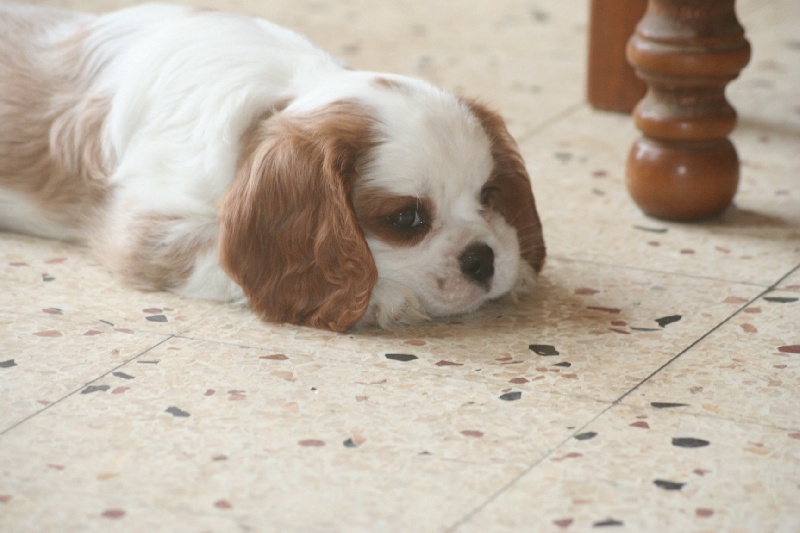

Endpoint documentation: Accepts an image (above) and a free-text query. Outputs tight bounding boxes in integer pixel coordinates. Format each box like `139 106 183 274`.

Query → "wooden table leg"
587 0 647 113
625 0 751 221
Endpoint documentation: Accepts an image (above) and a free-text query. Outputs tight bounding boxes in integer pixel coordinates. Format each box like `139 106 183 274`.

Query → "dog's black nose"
459 243 494 286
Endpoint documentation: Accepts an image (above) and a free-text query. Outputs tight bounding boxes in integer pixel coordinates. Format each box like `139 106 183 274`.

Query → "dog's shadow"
353 270 589 344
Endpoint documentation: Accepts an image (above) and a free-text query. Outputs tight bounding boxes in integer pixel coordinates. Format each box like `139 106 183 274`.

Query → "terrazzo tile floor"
2 0 799 531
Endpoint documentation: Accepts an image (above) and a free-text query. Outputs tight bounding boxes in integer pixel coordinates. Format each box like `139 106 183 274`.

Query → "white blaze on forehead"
362 87 494 205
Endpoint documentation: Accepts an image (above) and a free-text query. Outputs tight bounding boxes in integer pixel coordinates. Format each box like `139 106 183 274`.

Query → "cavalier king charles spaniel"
0 3 545 331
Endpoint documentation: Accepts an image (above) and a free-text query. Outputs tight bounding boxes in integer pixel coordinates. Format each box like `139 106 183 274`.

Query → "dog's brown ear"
465 99 546 273
218 102 378 332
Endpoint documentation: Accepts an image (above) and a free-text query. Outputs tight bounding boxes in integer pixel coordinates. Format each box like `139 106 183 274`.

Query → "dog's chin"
355 264 538 330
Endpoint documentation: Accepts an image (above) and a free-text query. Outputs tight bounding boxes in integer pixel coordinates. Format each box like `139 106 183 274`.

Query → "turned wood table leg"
625 0 751 221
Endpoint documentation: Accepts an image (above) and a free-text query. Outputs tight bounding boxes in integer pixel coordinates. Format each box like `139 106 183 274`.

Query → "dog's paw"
355 279 429 330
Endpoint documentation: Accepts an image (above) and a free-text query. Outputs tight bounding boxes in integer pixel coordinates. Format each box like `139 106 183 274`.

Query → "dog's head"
219 76 545 331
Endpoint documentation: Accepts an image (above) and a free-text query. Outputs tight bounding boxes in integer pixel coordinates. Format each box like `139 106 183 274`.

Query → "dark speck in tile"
499 391 522 401
651 402 689 409
593 519 624 528
81 385 110 394
575 432 597 441
764 296 798 304
529 344 559 356
145 315 168 323
385 353 418 362
112 371 135 380
672 437 710 448
656 315 682 328
0 359 17 368
633 225 668 234
654 479 685 491
165 406 190 417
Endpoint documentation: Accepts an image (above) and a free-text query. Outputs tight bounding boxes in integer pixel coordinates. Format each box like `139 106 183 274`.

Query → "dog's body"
0 3 545 331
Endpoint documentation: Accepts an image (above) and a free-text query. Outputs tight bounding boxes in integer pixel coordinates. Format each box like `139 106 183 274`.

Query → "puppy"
0 3 545 331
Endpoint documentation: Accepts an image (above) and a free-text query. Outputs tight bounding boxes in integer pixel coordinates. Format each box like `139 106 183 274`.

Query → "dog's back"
0 4 106 240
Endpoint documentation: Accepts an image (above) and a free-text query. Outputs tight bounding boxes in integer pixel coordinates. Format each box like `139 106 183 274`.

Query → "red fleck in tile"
788 433 800 440
142 308 162 314
355 395 368 402
680 249 695 254
435 360 464 366
587 306 621 314
404 339 427 346
460 430 484 438
509 377 529 384
630 421 650 429
259 354 289 360
552 452 583 462
45 258 67 264
111 387 130 394
9 262 28 267
299 439 325 447
42 308 62 315
741 323 758 334
205 389 215 396
696 508 714 518
114 328 135 334
553 518 574 528
84 330 102 336
47 464 65 470
778 345 800 354
0 495 11 503
101 509 126 519
34 330 62 338
744 307 762 313
575 288 599 295
693 469 711 476
214 499 232 509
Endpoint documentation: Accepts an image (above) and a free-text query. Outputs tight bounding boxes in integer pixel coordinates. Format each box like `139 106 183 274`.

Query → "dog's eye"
480 185 497 207
389 207 424 229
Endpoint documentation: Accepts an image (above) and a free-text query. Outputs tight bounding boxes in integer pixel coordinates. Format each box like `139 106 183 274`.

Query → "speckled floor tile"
520 106 800 287
2 0 798 532
1 233 225 334
623 290 800 429
181 258 763 403
0 312 166 431
456 404 800 533
0 336 605 532
778 267 800 292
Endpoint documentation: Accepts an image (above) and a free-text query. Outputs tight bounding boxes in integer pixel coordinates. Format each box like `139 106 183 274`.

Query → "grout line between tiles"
450 262 800 531
614 260 800 406
516 101 586 144
0 335 175 437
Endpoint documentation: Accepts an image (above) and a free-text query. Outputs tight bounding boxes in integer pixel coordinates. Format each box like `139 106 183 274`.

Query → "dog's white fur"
0 3 545 331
